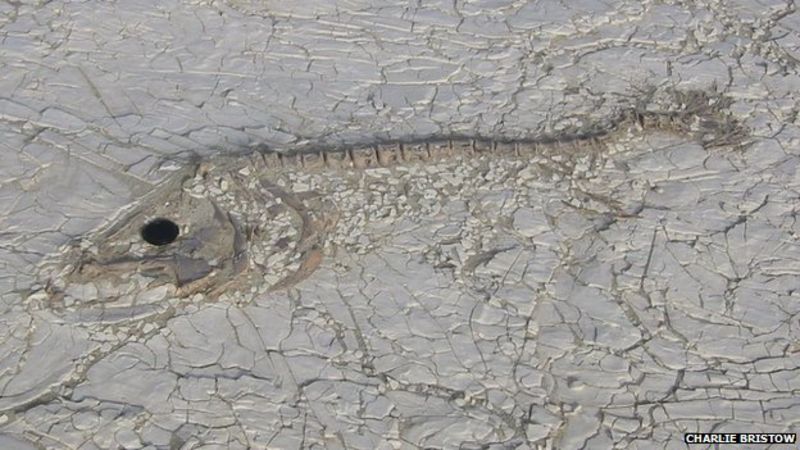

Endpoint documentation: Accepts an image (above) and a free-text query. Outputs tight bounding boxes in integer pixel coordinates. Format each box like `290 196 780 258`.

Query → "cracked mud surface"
1 1 800 449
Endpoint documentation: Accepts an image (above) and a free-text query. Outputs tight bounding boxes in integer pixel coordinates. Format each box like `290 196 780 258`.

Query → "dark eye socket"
140 218 180 246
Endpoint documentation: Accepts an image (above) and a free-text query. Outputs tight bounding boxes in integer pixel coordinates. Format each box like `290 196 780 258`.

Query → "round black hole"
140 218 180 246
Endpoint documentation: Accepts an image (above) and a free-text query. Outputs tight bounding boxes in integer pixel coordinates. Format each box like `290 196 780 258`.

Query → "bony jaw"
40 165 249 313
34 159 310 319
71 190 242 291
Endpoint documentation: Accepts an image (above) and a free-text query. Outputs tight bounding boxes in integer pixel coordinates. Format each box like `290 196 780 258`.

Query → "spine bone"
248 108 745 173
401 143 430 163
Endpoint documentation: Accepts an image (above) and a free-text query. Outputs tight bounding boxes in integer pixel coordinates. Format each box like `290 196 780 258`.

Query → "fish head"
34 159 307 316
72 175 241 289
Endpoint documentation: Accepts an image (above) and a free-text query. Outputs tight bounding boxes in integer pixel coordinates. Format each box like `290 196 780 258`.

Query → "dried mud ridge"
27 89 750 324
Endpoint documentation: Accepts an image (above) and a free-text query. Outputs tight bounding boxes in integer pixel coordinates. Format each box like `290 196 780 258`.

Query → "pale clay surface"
1 1 799 449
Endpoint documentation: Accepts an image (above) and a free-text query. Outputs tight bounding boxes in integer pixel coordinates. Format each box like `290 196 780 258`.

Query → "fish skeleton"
25 89 749 325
